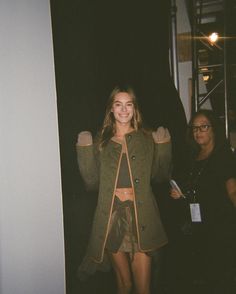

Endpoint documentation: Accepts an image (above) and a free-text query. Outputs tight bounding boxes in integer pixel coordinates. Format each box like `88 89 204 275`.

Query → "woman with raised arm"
76 85 172 294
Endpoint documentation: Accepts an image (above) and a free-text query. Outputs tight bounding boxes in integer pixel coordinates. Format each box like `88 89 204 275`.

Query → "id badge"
190 203 202 222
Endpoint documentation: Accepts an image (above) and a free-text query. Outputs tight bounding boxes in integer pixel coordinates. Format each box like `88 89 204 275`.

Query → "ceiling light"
203 75 210 82
208 32 219 44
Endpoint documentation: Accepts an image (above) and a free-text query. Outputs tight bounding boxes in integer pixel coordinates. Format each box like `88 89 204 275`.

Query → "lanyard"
186 158 210 202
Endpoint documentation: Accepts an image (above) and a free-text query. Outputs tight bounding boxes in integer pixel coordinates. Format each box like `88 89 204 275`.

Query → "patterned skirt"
106 196 138 255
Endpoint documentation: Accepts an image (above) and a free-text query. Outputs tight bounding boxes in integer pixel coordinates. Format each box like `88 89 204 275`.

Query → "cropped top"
116 153 132 188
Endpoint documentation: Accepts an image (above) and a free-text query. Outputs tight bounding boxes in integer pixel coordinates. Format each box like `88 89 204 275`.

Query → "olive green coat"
76 130 171 263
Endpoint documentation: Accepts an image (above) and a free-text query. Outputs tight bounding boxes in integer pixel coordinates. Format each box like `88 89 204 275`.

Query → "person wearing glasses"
169 109 236 294
76 85 172 294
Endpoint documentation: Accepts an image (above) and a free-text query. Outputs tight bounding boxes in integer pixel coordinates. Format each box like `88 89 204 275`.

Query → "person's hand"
170 188 183 199
152 127 171 143
77 131 93 146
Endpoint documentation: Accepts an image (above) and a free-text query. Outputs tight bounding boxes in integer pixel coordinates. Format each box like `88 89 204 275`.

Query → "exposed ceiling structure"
185 0 236 136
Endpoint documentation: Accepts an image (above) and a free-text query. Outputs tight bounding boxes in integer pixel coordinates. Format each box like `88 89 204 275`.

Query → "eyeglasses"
190 124 211 132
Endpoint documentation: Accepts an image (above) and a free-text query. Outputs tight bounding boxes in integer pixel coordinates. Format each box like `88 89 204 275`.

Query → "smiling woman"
111 93 134 126
76 85 172 294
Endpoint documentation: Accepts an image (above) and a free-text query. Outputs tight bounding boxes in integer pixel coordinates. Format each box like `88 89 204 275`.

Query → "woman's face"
192 115 214 148
111 92 134 126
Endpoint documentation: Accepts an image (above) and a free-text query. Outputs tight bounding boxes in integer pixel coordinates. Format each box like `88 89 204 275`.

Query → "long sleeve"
152 141 172 182
76 144 99 191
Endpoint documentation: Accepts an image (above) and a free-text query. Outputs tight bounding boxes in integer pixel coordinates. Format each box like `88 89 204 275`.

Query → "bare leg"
110 251 133 294
131 252 151 294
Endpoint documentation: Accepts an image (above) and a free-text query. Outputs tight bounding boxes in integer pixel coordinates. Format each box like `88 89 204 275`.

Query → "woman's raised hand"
152 127 171 143
77 131 93 146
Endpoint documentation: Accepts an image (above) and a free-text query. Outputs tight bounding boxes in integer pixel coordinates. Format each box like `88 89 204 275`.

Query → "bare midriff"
115 187 134 202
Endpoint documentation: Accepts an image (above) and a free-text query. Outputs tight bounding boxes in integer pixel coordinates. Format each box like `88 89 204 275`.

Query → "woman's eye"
114 103 121 107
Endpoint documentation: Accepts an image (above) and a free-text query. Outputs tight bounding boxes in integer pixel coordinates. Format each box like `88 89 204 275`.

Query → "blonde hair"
98 85 143 149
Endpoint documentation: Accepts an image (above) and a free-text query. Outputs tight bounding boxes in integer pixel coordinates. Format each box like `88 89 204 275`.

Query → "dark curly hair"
187 109 227 156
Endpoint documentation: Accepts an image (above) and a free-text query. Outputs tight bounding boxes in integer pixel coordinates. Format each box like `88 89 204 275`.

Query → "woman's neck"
197 143 214 160
115 124 134 140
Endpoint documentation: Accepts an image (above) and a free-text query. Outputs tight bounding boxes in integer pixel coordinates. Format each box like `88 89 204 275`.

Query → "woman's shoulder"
210 144 236 178
213 143 236 161
134 128 153 142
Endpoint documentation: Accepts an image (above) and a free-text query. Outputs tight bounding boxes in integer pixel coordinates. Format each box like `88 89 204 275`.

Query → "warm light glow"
203 75 210 82
208 32 219 43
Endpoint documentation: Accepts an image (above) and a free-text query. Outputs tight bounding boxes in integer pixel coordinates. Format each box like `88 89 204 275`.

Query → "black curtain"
50 1 187 293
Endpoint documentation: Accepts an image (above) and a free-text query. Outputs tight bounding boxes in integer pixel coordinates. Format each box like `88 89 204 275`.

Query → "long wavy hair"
98 85 143 150
187 109 227 156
